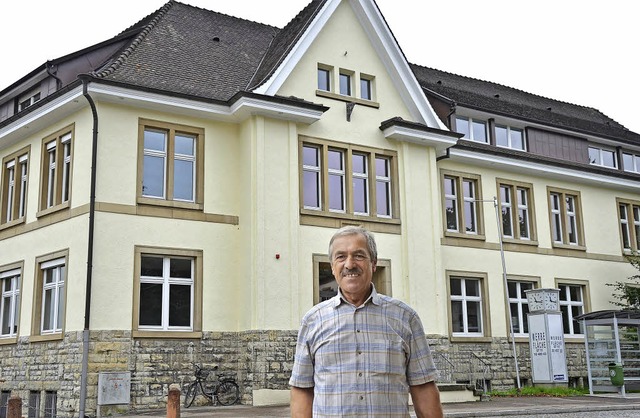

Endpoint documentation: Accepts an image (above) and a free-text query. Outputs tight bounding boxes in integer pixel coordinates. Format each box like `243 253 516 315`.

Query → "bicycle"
183 363 240 408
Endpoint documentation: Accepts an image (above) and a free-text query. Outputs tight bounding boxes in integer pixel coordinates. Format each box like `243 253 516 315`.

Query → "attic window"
18 90 41 112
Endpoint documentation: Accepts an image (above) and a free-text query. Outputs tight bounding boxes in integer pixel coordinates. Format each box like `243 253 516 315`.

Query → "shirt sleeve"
406 312 438 386
289 317 315 388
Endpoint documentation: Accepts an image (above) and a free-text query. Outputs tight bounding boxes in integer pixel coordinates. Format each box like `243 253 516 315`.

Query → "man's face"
330 233 377 305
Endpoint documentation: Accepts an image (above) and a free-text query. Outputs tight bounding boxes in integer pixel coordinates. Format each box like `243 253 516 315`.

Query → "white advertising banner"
528 313 567 383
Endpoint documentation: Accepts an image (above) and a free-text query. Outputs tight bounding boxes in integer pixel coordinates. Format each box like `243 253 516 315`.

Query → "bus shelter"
576 310 640 396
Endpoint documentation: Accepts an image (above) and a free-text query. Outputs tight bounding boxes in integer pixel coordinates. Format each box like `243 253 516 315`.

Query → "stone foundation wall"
0 330 586 416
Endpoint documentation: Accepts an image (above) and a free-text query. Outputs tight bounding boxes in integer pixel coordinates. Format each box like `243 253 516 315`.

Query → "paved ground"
120 393 640 417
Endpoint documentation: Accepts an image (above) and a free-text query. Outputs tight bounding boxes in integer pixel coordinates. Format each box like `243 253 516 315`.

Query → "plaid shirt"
289 286 438 417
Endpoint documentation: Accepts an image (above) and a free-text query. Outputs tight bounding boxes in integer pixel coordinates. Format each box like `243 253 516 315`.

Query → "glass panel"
170 258 192 279
569 286 582 301
507 281 517 298
467 301 481 332
376 157 389 177
56 284 64 330
175 134 195 156
144 129 166 152
464 201 476 232
360 78 371 100
472 120 487 142
623 153 634 171
303 171 320 208
561 305 570 333
496 126 508 147
510 303 521 333
588 147 599 164
511 128 524 150
173 160 194 201
141 256 163 277
559 285 568 301
602 150 615 167
450 278 462 295
328 150 343 170
445 200 457 230
520 282 533 297
43 288 54 330
522 304 530 333
2 295 11 334
339 73 351 95
139 283 163 326
620 204 631 249
328 174 344 211
444 177 455 195
303 146 318 166
465 279 479 297
376 181 390 217
168 284 191 327
352 154 366 174
318 262 338 301
455 117 470 138
353 178 367 213
451 301 463 332
142 155 165 198
317 69 330 91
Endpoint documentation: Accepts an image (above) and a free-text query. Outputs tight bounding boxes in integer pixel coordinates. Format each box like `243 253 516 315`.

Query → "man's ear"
372 259 377 272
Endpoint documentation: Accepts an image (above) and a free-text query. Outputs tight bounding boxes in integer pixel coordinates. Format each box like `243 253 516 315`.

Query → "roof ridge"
93 1 175 79
178 0 279 29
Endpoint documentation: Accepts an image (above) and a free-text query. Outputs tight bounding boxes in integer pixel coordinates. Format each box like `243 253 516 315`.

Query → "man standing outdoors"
290 226 443 417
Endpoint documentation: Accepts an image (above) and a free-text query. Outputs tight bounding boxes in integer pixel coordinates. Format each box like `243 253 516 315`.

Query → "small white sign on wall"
529 313 568 383
98 372 131 405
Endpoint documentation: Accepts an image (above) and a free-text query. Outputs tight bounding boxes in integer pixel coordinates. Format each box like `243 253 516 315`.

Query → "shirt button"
358 372 363 377
357 351 362 355
360 396 364 400
356 329 361 333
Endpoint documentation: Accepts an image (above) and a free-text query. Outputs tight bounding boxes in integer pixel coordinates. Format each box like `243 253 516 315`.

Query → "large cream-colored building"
1 0 639 416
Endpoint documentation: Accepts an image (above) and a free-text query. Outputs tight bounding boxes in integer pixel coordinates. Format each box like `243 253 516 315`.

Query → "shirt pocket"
370 338 407 379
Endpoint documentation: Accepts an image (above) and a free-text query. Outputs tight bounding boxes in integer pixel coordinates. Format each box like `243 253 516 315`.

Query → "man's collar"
332 284 381 308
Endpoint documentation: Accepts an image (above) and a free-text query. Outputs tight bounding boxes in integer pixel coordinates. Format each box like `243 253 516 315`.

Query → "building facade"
1 0 639 416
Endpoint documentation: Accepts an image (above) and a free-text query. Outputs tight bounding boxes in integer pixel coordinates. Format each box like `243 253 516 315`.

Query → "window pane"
376 158 389 177
510 303 521 333
175 135 195 156
144 130 166 152
43 288 54 331
496 126 508 147
328 174 344 211
360 78 371 100
522 304 530 333
141 256 163 277
142 155 165 198
376 181 390 217
303 146 318 166
602 150 615 167
472 120 487 142
464 201 476 232
353 178 367 213
455 117 470 138
303 171 320 208
467 301 481 332
465 279 479 297
520 282 533 297
170 258 192 279
318 262 338 301
508 281 517 298
623 153 633 171
569 286 582 301
511 128 524 150
451 301 463 332
139 283 163 326
352 154 366 174
339 73 351 95
318 69 330 91
445 200 457 231
173 160 194 201
2 295 12 334
168 284 191 327
450 278 462 295
328 150 343 170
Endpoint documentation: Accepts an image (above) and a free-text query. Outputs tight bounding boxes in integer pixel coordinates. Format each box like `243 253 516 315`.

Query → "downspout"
79 75 99 418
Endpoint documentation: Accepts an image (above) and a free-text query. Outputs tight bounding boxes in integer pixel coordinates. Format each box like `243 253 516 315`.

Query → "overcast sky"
2 0 638 134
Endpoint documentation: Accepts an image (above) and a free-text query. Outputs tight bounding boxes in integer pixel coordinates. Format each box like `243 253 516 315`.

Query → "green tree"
607 253 640 310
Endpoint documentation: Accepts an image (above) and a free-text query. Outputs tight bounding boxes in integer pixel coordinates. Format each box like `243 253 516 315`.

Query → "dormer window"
622 152 640 173
18 90 41 112
496 125 525 151
589 146 617 168
455 117 487 143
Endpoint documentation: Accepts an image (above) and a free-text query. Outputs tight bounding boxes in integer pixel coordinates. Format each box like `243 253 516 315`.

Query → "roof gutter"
78 75 99 418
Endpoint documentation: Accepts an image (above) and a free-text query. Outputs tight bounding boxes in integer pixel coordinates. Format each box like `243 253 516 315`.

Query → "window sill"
315 90 380 108
449 336 493 343
444 231 486 241
29 333 63 343
300 209 400 234
502 238 539 246
138 196 203 211
36 201 70 218
0 217 25 231
0 336 18 345
133 330 203 339
564 336 585 343
551 243 586 252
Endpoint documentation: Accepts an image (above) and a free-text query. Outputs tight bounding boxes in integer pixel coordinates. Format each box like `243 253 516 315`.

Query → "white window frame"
507 280 535 336
549 189 583 247
352 152 369 216
496 124 526 151
18 90 41 112
0 268 20 338
327 148 346 213
375 156 392 218
450 276 484 337
588 146 617 168
317 67 331 92
302 145 321 210
618 200 640 252
142 128 168 199
138 255 194 332
40 258 65 335
455 116 488 143
558 284 585 335
622 152 640 173
172 133 197 202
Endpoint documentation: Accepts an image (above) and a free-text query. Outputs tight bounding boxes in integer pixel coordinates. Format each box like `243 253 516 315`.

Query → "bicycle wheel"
184 382 198 408
215 381 239 406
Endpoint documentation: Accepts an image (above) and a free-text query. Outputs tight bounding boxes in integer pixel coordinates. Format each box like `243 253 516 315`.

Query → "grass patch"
489 386 589 397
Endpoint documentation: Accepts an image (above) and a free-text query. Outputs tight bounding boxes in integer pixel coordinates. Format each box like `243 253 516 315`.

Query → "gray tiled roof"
411 64 640 144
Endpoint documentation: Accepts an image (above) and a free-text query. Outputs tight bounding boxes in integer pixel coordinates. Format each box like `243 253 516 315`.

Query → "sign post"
525 288 568 386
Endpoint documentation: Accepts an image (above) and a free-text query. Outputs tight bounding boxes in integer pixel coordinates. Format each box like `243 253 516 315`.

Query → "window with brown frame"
497 179 537 243
1 147 29 226
446 271 491 338
617 198 640 253
441 170 484 239
547 187 584 248
39 127 73 214
300 138 399 230
31 250 68 341
137 119 204 210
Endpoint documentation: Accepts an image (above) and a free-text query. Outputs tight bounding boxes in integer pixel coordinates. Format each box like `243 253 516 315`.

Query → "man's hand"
410 381 443 418
290 386 314 418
